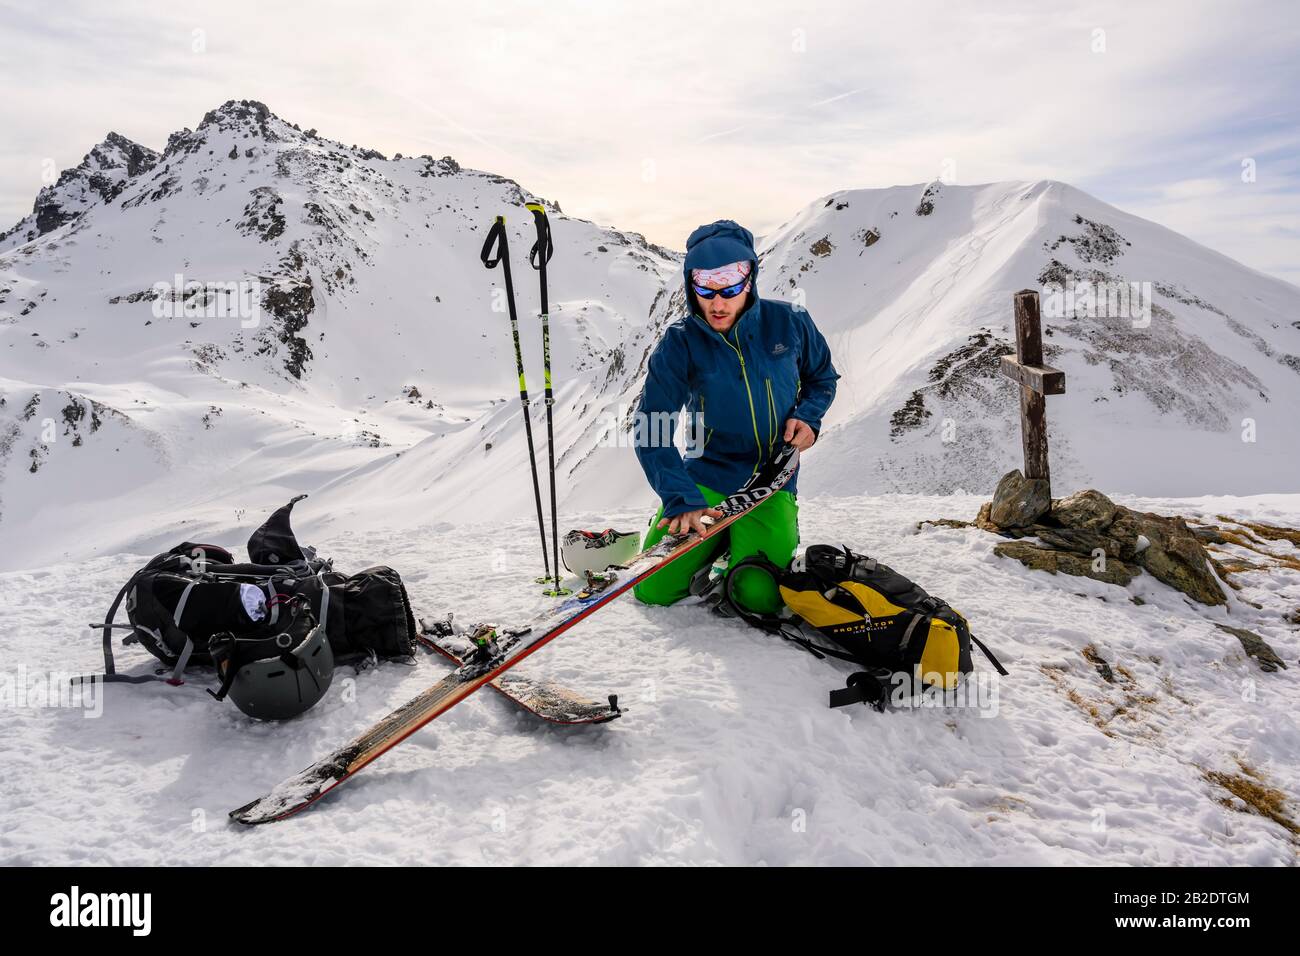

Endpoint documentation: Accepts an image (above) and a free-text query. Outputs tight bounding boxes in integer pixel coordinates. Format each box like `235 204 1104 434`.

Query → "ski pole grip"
526 202 553 268
480 216 507 269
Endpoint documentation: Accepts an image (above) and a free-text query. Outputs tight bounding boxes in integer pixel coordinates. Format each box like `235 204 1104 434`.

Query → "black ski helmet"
208 600 334 720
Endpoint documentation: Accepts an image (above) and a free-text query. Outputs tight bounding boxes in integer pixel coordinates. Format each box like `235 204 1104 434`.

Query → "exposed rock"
916 181 942 216
1214 624 1288 672
258 275 314 379
1082 645 1116 683
1031 526 1136 562
994 540 1139 586
1044 213 1131 265
974 501 998 532
1125 511 1226 606
972 472 1227 606
1049 489 1117 531
990 469 1051 528
888 390 931 438
1192 525 1231 545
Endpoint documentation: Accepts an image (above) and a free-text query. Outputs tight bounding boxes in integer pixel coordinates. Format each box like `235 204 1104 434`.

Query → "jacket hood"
683 220 760 323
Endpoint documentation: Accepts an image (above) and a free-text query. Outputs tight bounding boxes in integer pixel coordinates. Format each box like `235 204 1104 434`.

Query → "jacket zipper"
765 378 776 456
717 328 763 473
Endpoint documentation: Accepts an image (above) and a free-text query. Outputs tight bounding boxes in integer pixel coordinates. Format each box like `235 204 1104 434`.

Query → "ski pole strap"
480 216 507 268
526 202 553 268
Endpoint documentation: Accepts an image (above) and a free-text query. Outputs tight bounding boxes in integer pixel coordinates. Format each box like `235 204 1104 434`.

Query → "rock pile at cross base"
923 469 1294 673
977 469 1226 606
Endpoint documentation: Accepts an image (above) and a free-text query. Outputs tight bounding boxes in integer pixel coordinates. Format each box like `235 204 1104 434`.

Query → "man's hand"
783 418 817 451
657 506 723 537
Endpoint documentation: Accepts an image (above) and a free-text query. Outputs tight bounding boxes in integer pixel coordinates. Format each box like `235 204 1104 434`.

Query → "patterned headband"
691 260 751 288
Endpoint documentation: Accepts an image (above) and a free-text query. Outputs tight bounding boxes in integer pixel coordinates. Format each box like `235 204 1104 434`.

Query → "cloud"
0 0 1296 284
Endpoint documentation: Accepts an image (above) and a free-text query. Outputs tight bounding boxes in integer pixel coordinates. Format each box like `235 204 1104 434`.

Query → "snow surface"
2 101 1298 864
2 488 1297 865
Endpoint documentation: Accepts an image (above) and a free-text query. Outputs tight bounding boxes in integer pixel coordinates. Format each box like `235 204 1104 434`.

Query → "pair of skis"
416 614 622 725
228 444 799 825
481 204 568 596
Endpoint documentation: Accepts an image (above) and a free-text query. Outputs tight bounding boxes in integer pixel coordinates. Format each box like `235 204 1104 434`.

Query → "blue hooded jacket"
634 220 839 517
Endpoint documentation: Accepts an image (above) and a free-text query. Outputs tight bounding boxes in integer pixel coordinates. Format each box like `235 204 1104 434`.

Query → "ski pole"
480 215 552 588
527 201 570 597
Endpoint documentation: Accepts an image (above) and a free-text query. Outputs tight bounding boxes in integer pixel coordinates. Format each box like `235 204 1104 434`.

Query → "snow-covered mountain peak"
1 101 1297 568
0 99 682 564
0 131 160 253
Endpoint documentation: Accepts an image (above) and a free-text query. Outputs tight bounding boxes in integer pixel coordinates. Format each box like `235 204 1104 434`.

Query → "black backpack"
725 545 1007 710
83 495 416 688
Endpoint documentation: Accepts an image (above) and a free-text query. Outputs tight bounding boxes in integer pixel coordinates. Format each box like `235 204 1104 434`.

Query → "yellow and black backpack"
724 544 1007 710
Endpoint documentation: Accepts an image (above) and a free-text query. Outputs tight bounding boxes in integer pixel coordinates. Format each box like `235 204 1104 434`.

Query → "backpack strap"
76 552 228 687
970 632 1010 676
723 556 878 666
828 671 890 711
77 564 168 686
720 555 789 634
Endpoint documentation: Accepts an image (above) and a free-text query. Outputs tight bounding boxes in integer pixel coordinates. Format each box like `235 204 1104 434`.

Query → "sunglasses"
692 278 749 300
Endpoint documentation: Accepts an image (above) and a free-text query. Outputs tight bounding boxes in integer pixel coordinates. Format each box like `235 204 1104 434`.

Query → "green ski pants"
632 485 799 614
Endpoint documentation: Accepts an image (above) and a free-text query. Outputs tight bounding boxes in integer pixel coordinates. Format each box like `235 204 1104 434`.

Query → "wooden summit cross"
999 289 1065 488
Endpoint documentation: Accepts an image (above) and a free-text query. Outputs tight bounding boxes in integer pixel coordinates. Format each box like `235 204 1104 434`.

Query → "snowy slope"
0 101 678 569
759 180 1300 499
2 491 1296 865
318 177 1300 551
5 106 1298 575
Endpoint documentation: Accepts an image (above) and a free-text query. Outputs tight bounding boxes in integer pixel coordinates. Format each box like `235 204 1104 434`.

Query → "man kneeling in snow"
632 219 839 614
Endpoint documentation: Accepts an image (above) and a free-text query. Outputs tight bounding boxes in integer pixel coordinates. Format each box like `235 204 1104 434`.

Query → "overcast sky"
2 0 1297 284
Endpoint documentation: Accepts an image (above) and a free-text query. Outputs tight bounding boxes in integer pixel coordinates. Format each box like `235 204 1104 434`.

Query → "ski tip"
227 787 299 824
229 799 304 826
228 802 276 826
228 785 322 826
